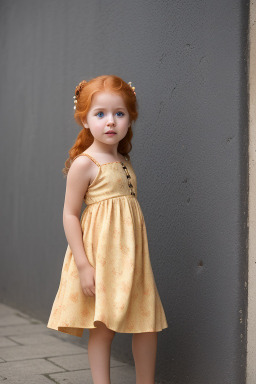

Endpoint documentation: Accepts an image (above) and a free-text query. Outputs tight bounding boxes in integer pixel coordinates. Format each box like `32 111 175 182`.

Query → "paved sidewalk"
0 303 138 384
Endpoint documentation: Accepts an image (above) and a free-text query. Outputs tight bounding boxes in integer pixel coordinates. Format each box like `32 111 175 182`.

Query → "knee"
91 321 116 340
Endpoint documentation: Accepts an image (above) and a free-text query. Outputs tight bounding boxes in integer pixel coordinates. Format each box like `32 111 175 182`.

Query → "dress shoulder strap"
72 153 101 167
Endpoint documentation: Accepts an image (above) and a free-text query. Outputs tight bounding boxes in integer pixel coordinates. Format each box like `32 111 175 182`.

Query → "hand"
78 264 96 297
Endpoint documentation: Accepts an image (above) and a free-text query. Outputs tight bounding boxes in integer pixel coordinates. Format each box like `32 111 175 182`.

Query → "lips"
106 130 116 134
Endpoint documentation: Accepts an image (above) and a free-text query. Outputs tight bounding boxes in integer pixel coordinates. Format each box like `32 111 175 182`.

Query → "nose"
106 114 115 126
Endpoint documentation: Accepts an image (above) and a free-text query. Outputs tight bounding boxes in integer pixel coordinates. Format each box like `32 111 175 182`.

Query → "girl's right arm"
62 156 95 296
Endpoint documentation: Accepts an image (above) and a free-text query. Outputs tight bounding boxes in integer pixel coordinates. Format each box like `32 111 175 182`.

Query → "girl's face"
84 91 131 144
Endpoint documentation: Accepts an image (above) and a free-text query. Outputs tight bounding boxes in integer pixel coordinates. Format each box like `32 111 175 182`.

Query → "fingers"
85 284 95 297
85 289 94 297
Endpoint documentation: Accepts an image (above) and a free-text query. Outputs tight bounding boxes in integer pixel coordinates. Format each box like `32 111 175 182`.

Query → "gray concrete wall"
0 1 249 383
247 1 255 383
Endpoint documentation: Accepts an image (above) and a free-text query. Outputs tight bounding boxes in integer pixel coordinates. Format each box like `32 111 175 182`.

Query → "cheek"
120 116 130 126
91 118 105 128
91 125 103 136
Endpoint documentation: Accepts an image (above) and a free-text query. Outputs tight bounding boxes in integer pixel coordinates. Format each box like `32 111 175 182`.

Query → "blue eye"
96 111 125 118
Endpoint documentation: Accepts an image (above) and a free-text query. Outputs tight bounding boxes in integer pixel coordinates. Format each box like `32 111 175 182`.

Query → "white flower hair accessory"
73 80 87 110
128 81 136 96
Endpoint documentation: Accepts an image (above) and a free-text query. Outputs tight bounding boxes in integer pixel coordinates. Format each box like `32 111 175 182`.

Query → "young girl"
47 75 168 384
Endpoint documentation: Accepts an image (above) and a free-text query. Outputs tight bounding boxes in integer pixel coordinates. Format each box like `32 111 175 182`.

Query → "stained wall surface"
0 1 249 383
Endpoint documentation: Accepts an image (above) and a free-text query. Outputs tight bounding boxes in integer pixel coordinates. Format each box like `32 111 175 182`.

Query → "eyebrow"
92 106 126 111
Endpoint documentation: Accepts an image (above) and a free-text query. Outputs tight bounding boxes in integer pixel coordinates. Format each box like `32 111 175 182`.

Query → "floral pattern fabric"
47 153 168 337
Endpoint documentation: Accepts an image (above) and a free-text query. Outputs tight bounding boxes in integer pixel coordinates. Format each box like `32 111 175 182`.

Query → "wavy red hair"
62 75 139 176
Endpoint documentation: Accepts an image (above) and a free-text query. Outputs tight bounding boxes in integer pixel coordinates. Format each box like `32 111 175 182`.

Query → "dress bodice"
72 153 137 205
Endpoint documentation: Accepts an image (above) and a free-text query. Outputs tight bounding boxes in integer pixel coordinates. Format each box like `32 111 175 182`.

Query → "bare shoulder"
69 155 95 177
71 154 94 168
66 155 94 192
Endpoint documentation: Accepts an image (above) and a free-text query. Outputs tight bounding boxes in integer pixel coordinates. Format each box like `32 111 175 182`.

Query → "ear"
82 118 89 129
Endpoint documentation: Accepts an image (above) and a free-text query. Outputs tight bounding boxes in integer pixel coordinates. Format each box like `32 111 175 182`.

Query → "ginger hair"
62 75 139 176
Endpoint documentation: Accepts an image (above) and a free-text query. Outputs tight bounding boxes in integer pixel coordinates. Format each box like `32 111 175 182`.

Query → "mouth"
105 131 117 134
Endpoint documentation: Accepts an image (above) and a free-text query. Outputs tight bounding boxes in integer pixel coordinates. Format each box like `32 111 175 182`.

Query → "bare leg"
132 331 158 384
88 321 116 384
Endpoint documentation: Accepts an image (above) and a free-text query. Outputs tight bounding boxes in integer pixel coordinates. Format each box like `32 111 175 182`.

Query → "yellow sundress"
47 153 168 337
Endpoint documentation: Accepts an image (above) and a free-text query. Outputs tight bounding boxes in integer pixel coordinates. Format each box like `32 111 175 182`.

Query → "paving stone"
49 369 94 384
0 323 49 337
0 315 30 327
0 342 87 361
8 333 68 346
1 374 55 383
0 358 65 378
110 365 136 384
47 353 89 371
0 337 19 347
0 305 41 324
49 364 136 384
47 352 127 371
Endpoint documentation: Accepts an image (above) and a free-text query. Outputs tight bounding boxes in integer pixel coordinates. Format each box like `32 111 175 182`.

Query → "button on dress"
47 153 168 337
